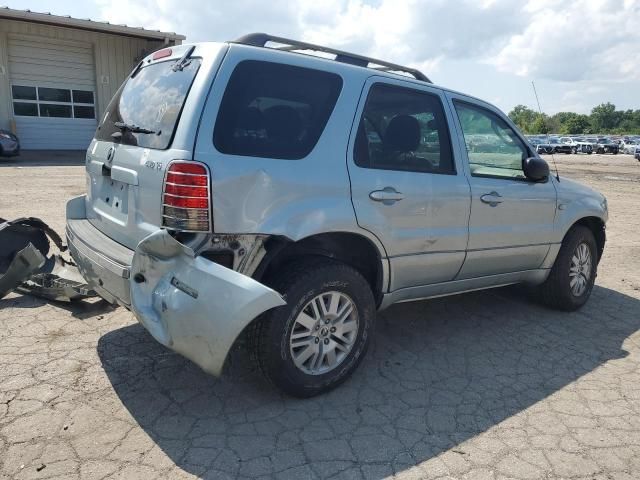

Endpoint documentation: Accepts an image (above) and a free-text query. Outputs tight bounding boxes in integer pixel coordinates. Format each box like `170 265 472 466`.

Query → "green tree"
506 103 640 135
590 102 618 132
508 105 538 133
530 115 549 134
552 111 576 126
561 114 591 134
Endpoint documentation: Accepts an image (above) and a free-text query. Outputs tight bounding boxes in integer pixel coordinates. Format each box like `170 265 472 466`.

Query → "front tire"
537 226 598 311
251 258 376 397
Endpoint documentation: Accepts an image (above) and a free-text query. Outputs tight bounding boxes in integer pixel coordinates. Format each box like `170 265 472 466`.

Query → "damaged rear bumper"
66 196 285 376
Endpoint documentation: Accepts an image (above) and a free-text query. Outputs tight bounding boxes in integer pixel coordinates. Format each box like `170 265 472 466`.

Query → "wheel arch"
253 231 386 306
568 216 606 263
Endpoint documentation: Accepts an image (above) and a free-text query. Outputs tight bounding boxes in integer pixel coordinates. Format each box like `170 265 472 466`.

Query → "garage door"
8 34 97 150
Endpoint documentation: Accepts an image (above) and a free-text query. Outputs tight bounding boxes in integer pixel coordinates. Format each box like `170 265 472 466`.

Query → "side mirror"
522 156 549 181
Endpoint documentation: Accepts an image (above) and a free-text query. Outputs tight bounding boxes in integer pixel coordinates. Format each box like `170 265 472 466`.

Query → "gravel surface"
1 153 639 480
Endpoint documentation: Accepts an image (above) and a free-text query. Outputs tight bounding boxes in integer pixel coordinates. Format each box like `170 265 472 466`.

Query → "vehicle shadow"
0 293 117 319
0 150 85 167
97 284 639 478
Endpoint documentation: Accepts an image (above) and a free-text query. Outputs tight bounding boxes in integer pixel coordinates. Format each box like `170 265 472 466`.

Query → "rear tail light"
162 161 211 232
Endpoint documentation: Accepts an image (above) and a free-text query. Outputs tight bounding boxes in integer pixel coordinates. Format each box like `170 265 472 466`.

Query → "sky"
6 0 639 115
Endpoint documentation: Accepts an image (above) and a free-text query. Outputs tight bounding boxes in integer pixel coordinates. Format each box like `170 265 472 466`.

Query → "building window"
11 86 37 100
11 85 95 119
13 103 38 116
40 104 72 118
73 106 95 119
38 87 71 103
72 90 94 104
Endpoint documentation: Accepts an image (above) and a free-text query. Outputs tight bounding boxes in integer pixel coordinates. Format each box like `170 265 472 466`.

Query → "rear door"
347 77 471 291
84 44 226 249
447 95 557 278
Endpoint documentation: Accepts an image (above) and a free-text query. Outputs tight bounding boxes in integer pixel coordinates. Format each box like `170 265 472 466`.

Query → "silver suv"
66 34 608 397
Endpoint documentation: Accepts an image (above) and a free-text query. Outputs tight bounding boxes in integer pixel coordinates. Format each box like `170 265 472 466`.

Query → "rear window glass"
95 58 201 149
213 61 343 160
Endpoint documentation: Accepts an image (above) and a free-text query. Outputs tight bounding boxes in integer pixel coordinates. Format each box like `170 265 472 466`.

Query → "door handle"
480 191 503 206
369 187 405 204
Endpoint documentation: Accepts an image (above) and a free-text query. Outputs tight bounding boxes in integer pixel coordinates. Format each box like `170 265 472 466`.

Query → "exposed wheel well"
254 232 384 305
572 216 606 263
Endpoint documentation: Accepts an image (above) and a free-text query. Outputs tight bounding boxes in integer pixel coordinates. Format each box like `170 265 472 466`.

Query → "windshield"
95 58 201 149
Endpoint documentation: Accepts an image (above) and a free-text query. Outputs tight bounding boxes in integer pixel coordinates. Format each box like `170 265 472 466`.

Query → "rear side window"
354 83 455 174
95 59 201 149
213 61 343 160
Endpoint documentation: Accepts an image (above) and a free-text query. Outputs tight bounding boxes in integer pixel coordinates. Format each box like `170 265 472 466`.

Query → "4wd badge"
145 160 164 171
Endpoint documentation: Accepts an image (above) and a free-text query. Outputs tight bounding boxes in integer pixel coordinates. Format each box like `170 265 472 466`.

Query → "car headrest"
385 115 420 152
263 105 302 143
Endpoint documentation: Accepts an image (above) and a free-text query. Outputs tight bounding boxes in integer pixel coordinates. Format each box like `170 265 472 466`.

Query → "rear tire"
250 258 376 397
537 225 598 311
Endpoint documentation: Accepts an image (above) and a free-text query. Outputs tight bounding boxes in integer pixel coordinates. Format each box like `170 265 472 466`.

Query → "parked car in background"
65 35 609 397
594 138 619 154
547 137 572 154
532 139 555 155
0 129 20 157
527 137 553 154
560 136 593 154
635 146 640 162
620 139 638 154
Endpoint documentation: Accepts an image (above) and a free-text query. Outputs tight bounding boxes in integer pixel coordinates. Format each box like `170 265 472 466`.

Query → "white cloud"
96 0 530 75
490 0 640 83
95 0 640 113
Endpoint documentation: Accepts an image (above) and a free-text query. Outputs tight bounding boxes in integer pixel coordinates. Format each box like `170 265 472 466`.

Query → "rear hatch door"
84 43 226 250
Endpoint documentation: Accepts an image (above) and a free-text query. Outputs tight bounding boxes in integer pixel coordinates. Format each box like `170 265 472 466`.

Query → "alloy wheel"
289 291 359 375
569 242 592 297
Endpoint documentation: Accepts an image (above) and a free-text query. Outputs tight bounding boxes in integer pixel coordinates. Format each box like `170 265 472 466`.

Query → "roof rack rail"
233 33 431 83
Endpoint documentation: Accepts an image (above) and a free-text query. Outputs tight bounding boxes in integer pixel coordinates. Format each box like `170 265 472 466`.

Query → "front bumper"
66 195 285 376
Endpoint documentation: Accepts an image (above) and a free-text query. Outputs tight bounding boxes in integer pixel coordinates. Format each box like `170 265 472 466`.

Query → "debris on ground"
0 217 96 302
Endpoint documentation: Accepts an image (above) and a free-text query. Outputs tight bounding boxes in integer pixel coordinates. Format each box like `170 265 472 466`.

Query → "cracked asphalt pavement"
1 153 640 479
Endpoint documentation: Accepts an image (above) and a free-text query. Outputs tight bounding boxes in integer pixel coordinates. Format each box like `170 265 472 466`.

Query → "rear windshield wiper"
113 121 156 135
172 45 196 72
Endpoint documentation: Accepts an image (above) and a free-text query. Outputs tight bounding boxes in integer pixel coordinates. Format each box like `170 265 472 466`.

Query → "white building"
0 7 184 150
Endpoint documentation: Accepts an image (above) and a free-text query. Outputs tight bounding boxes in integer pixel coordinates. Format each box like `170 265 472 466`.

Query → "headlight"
0 133 11 139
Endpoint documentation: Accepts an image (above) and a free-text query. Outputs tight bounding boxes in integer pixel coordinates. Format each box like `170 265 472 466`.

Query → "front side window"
454 101 529 180
213 61 343 160
354 83 454 174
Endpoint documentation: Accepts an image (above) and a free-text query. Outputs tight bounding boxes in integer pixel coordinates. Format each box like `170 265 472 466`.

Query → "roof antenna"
532 81 560 181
